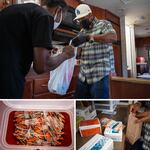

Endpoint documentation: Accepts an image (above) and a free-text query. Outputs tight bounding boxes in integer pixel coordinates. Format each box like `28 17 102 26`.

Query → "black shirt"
0 3 54 98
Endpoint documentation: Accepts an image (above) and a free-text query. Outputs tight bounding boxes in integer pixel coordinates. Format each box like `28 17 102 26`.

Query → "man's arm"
89 32 117 43
33 46 74 74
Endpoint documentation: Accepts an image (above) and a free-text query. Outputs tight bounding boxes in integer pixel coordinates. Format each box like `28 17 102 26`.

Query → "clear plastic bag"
48 47 77 95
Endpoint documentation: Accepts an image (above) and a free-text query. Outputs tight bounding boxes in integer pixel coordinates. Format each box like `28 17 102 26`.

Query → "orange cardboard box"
79 118 102 137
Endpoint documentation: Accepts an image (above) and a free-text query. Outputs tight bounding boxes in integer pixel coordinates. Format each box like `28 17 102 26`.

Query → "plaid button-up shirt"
79 18 116 84
142 102 150 150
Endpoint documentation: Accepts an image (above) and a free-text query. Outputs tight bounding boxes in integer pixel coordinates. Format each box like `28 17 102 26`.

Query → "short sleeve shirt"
0 3 54 98
79 18 116 84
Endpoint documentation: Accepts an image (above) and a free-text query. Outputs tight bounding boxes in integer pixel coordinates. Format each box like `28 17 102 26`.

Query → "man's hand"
71 33 89 47
33 46 75 73
62 45 75 59
129 103 141 113
91 32 117 43
135 111 150 123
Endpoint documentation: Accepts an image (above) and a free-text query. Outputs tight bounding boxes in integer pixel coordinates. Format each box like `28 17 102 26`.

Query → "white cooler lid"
3 100 74 110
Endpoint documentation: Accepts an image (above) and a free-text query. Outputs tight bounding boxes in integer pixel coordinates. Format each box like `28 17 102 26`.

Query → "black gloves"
71 33 90 47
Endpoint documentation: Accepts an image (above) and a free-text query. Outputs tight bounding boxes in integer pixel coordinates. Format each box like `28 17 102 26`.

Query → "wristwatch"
89 35 94 43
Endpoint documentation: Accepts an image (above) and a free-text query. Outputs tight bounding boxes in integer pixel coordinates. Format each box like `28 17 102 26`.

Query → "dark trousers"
132 139 143 150
74 75 109 99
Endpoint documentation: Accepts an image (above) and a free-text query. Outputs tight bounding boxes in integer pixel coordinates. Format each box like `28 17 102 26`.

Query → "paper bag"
126 113 142 145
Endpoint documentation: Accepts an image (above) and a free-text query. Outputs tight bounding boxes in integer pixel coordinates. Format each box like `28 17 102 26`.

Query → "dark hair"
45 0 67 8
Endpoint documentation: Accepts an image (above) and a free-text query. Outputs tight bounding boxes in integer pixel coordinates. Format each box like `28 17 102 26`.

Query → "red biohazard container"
79 118 102 137
0 101 74 150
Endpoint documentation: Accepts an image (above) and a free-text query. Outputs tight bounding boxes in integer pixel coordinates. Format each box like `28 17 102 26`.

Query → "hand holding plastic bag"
48 45 77 95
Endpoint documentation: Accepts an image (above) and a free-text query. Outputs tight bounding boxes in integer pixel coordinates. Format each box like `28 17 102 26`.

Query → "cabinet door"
113 45 122 76
135 37 150 48
135 38 144 48
144 37 150 47
23 79 33 99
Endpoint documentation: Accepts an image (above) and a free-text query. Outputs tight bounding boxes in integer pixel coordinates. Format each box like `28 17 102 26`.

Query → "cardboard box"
76 116 85 132
101 118 123 130
77 106 97 120
126 113 142 145
79 134 113 150
104 126 123 142
79 118 102 137
77 106 91 117
85 110 97 120
101 118 123 142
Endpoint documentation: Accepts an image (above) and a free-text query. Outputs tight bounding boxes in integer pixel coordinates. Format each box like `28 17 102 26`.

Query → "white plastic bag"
48 47 77 95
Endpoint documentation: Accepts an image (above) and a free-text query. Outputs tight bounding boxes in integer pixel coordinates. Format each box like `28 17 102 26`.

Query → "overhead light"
134 16 145 24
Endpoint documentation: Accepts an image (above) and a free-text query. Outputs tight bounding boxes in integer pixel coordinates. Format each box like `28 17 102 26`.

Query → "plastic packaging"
0 101 74 150
48 47 77 95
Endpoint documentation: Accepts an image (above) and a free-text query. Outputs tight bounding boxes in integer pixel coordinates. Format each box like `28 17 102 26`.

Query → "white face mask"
53 8 63 30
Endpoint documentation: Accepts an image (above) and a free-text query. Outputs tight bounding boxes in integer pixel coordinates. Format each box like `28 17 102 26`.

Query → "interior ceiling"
82 0 150 38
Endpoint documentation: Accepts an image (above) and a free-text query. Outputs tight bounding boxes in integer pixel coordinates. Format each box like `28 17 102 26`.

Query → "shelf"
136 63 147 65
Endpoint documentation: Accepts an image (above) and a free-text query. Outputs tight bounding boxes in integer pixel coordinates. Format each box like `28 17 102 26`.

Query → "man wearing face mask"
0 0 75 98
72 4 117 99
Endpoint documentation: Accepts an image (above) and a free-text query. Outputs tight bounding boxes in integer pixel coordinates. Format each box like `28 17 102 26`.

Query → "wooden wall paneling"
135 38 144 48
112 23 121 41
90 5 106 20
65 0 106 20
144 37 150 46
105 10 122 76
113 45 122 76
110 77 150 99
105 10 120 25
135 37 150 48
65 0 80 8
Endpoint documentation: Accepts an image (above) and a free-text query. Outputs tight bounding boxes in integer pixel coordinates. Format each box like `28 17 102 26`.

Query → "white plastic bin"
0 100 74 150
